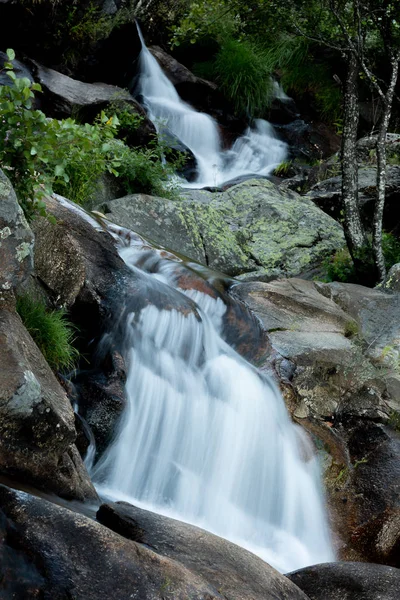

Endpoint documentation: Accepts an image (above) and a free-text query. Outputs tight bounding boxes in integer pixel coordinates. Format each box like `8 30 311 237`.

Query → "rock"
317 281 400 360
385 262 400 291
0 51 34 87
286 561 400 600
97 501 311 600
149 45 217 93
356 133 400 163
30 61 156 145
0 484 227 600
148 45 222 114
99 179 345 280
0 309 96 500
233 277 400 564
33 197 205 461
0 169 34 295
308 166 400 228
275 119 341 161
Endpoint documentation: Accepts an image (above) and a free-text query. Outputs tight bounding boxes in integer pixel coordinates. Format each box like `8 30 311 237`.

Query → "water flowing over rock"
98 179 345 280
134 24 287 187
88 217 334 573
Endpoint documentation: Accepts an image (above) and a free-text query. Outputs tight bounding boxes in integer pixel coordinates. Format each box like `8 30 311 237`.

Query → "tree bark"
341 51 367 259
373 51 400 283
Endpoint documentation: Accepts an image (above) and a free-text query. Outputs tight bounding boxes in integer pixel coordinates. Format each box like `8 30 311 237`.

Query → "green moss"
16 295 79 372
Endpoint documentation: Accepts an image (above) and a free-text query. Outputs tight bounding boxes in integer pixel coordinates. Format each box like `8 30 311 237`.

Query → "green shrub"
213 38 274 117
0 53 177 215
321 233 400 283
16 295 79 372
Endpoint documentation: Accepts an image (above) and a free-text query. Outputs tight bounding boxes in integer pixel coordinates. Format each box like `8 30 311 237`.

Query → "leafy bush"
16 295 79 372
322 233 400 283
0 52 177 216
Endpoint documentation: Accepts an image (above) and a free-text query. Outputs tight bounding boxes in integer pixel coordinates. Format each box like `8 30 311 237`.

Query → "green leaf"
6 48 15 61
54 165 65 177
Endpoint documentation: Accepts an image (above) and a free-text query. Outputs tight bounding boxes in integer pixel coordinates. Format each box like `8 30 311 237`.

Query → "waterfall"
133 25 287 188
91 224 335 574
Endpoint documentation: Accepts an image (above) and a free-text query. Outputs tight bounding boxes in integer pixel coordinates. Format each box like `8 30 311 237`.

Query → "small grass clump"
16 295 79 372
273 161 293 177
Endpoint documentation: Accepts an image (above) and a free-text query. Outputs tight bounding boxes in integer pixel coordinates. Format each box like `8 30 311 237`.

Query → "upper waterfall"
133 25 287 188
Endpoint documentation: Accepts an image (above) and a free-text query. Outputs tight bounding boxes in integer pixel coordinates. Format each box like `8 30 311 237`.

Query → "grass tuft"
16 296 79 372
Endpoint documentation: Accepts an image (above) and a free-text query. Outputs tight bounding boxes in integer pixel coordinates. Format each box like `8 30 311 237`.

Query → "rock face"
0 169 34 295
99 179 345 280
275 119 341 160
0 173 95 500
0 311 96 500
30 61 156 145
0 484 228 600
232 277 400 566
286 562 400 600
96 502 311 600
308 165 400 229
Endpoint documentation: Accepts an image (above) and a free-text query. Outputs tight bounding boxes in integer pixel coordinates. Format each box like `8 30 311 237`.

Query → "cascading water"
90 222 335 574
133 25 287 188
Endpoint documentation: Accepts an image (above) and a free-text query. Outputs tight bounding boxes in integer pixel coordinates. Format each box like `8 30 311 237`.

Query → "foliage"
16 295 79 372
273 161 293 177
213 38 274 116
0 55 176 215
322 233 400 283
18 0 137 68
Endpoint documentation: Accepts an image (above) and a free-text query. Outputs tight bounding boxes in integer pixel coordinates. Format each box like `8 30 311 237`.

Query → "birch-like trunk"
341 52 366 258
373 52 400 283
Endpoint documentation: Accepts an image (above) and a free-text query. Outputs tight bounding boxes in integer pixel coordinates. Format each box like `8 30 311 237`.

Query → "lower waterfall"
91 227 335 574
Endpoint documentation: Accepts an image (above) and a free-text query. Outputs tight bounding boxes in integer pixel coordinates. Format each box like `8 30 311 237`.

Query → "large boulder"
29 61 156 145
99 179 345 280
0 169 34 295
0 300 96 500
308 166 400 229
232 277 400 565
286 562 400 600
0 484 227 600
96 501 311 600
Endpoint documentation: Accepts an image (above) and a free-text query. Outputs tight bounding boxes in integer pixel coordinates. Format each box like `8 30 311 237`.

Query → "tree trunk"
373 51 400 283
341 51 367 260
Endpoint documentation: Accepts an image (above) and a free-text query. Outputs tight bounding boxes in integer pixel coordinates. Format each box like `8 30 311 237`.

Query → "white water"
92 230 334 573
133 26 287 188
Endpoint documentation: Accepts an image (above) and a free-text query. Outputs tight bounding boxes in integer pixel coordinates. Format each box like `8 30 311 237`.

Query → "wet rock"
0 484 227 600
0 309 96 500
76 347 127 458
97 501 311 600
0 169 34 295
286 561 400 600
275 119 341 161
99 179 344 280
148 45 223 115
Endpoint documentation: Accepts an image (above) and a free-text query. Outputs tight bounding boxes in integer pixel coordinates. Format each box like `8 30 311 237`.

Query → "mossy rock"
100 178 345 280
